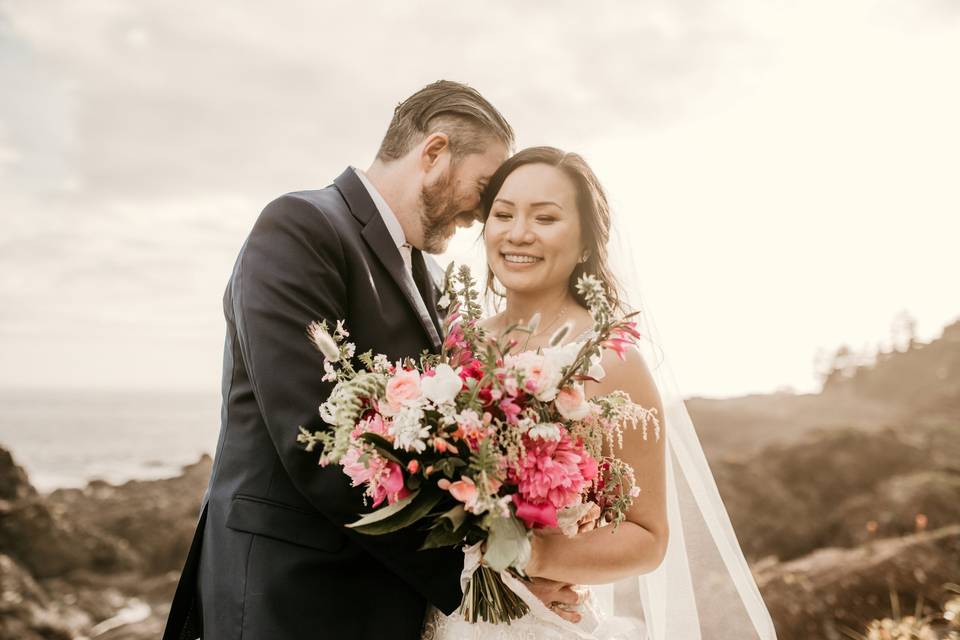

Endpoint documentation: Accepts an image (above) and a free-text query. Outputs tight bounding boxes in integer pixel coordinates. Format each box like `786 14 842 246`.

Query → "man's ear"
419 132 451 171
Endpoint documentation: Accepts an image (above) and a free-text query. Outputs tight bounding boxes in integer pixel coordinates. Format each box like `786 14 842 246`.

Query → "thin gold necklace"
504 302 568 342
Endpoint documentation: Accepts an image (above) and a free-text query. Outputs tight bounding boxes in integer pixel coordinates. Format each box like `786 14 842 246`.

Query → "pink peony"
512 429 598 514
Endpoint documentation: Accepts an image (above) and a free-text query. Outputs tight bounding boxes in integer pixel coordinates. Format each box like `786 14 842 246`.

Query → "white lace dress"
421 572 646 640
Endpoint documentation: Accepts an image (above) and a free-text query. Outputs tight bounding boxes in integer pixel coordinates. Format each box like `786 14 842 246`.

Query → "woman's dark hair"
481 146 624 312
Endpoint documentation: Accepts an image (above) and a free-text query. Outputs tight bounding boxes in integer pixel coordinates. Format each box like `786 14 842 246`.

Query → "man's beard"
419 169 461 254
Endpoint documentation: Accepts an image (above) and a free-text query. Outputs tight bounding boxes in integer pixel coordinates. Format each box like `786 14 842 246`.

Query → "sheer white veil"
588 216 778 640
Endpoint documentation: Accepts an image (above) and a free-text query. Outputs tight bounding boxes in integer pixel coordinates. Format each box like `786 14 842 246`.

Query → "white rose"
555 384 591 421
421 364 463 405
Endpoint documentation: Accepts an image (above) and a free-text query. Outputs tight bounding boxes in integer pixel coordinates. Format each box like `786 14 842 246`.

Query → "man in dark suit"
163 81 581 640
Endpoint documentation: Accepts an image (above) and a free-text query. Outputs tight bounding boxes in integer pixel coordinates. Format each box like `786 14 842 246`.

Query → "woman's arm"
525 345 669 585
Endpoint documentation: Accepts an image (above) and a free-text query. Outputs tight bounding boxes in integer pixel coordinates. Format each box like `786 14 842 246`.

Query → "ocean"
0 388 222 493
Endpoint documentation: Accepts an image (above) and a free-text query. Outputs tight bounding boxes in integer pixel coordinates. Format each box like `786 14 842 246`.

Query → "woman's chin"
494 273 547 294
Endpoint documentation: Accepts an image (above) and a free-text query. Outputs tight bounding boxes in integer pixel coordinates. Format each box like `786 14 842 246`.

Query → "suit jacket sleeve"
231 194 463 614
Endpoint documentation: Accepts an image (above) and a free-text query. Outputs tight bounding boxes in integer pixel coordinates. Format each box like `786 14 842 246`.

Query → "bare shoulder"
590 346 664 418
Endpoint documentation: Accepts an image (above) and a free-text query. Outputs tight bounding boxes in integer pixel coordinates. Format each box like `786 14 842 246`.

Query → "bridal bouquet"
298 266 659 624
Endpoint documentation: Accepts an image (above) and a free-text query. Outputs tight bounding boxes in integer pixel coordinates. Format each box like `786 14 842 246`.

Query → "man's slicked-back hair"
376 80 514 162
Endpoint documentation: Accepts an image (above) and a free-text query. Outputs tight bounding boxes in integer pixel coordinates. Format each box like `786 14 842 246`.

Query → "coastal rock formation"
0 446 209 640
758 525 960 640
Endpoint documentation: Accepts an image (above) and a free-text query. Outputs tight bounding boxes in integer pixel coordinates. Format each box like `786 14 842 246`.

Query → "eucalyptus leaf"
482 515 530 572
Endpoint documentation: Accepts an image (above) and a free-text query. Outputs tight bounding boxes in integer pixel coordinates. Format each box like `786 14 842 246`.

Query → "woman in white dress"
423 147 777 640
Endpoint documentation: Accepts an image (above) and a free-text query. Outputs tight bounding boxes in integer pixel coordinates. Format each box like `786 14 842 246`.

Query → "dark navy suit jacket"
163 168 462 640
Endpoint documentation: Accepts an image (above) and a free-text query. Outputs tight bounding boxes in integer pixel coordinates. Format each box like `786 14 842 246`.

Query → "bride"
423 147 777 640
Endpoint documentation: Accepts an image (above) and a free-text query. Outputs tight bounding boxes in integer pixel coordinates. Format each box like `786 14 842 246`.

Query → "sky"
1 0 958 398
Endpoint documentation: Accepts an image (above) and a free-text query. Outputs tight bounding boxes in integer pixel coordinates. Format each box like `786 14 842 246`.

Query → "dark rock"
714 427 936 561
47 454 210 574
0 553 76 640
758 525 960 640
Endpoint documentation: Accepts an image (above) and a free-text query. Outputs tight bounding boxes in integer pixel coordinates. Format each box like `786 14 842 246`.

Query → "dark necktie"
410 248 442 335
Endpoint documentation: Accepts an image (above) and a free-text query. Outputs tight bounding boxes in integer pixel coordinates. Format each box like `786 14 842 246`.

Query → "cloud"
2 0 957 393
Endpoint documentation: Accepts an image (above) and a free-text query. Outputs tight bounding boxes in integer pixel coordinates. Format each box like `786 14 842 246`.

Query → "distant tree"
820 344 860 389
890 310 917 352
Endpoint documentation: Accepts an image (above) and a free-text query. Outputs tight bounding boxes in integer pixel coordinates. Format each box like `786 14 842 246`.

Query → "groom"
163 81 581 640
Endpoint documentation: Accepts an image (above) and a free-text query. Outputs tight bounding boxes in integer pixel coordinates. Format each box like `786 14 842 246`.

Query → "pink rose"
555 384 590 421
384 369 422 413
513 495 558 529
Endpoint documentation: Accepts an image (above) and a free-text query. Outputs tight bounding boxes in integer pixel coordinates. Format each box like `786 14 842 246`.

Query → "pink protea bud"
407 459 420 474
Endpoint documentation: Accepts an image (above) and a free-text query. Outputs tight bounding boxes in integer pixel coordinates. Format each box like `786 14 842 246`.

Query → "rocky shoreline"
2 421 959 639
0 447 210 640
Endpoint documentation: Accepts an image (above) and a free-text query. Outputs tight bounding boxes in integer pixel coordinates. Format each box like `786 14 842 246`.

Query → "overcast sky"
2 0 958 398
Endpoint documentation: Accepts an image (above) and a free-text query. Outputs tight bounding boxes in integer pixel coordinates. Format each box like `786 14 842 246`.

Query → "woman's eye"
537 216 556 223
494 212 512 220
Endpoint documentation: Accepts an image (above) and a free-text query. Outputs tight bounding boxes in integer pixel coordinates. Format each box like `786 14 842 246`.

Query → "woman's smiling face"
484 162 583 296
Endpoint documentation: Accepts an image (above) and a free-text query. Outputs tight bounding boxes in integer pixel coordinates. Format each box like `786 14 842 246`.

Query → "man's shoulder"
254 185 354 236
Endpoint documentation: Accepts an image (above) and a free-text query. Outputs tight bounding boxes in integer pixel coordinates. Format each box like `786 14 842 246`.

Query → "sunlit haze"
2 0 957 398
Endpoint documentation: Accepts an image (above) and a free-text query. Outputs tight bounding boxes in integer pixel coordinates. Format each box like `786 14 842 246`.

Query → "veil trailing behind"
469 227 778 640
584 223 778 640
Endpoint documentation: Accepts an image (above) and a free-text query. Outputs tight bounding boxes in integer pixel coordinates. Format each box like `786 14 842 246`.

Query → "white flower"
334 319 350 338
322 361 337 382
544 341 581 372
437 293 451 310
455 409 483 430
388 405 430 453
588 355 606 381
319 400 335 424
527 422 561 441
372 354 391 372
421 364 463 405
307 322 340 362
555 384 591 420
506 351 563 402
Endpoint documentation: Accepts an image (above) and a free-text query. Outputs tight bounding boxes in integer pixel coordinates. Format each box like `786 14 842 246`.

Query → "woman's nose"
507 218 534 243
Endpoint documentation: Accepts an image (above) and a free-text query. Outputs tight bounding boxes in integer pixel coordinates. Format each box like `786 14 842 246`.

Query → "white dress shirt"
353 167 414 277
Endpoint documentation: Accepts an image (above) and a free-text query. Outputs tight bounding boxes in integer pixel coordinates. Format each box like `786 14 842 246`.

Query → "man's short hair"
376 80 514 162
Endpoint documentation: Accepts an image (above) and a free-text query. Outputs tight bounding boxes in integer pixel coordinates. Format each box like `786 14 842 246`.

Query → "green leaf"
347 490 419 529
433 457 466 479
482 514 530 572
347 488 445 535
420 522 468 550
358 433 403 465
405 474 422 492
438 504 467 530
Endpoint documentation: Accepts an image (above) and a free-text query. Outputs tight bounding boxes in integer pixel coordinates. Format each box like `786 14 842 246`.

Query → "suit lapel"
334 168 442 351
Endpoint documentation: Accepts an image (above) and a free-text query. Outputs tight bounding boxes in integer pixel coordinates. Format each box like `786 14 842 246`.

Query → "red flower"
513 495 558 529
